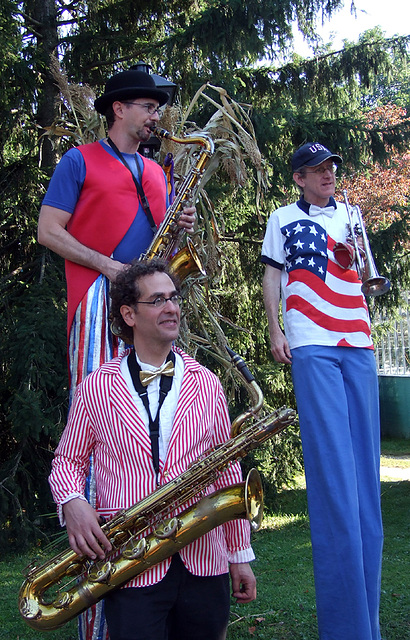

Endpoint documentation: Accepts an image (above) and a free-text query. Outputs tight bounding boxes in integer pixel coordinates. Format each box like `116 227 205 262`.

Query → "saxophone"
18 350 296 631
140 126 215 281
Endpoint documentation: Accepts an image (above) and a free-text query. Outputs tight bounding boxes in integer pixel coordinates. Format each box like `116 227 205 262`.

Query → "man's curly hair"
109 259 180 344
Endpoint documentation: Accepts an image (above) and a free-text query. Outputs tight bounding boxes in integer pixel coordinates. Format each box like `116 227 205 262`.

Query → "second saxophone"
140 126 215 281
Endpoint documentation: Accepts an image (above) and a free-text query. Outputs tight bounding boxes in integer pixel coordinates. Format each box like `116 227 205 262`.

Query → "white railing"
374 292 410 376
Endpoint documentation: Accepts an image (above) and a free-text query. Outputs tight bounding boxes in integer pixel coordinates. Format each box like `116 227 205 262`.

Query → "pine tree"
1 1 410 547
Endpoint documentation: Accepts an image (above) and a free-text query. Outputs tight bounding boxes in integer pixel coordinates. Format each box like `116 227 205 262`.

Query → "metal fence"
374 292 410 376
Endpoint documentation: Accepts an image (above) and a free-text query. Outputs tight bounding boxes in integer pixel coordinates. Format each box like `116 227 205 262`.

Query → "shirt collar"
297 196 337 216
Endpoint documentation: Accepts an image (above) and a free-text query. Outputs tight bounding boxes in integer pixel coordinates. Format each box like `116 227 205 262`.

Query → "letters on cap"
291 142 343 172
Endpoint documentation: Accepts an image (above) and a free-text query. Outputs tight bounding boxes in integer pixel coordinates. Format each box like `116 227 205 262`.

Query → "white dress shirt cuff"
228 547 255 564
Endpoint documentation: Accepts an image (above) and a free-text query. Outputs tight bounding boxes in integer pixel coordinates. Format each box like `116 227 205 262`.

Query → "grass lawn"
1 440 409 640
380 438 410 457
228 477 410 639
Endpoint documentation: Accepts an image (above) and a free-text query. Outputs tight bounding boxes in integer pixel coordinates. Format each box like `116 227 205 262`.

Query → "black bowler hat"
94 69 169 114
291 142 342 172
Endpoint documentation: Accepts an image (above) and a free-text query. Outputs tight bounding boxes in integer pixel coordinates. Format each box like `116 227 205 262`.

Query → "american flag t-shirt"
261 201 373 350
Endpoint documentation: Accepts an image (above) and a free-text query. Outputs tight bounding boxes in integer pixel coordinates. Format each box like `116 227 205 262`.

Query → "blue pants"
291 346 383 640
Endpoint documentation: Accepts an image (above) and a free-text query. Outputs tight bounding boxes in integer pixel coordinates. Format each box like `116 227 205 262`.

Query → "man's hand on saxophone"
63 498 112 560
177 205 196 233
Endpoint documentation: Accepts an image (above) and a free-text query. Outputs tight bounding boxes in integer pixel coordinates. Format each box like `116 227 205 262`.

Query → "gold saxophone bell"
335 191 391 297
245 468 264 531
169 237 206 282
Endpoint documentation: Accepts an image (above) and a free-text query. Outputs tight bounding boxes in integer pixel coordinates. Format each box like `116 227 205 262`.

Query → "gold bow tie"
139 361 175 386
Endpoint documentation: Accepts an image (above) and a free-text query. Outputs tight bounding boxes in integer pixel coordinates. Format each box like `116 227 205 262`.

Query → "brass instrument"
226 346 264 437
140 126 215 280
333 190 391 297
18 349 296 631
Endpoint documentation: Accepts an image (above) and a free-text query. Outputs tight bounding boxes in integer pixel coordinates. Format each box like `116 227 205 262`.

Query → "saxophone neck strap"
127 349 176 482
106 137 157 234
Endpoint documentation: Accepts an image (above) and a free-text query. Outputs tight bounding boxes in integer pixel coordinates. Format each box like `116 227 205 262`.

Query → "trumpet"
333 190 391 297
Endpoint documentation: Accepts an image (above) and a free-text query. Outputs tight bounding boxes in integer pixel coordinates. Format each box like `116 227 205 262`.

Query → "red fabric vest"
65 142 167 334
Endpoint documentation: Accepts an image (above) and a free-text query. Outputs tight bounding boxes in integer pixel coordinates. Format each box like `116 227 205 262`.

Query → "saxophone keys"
121 537 148 560
53 591 73 609
65 559 84 576
19 596 41 620
154 517 179 540
22 560 40 577
88 560 113 584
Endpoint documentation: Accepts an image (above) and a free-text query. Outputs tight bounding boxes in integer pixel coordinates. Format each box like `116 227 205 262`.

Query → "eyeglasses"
303 163 338 175
137 294 183 308
122 102 164 116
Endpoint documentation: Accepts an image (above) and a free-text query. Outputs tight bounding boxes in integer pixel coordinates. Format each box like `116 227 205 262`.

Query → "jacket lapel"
109 356 153 457
167 350 202 452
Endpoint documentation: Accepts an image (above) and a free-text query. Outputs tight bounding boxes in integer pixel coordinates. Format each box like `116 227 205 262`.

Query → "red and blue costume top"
42 141 168 335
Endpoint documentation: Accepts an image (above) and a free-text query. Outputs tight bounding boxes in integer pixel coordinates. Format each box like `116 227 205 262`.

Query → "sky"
293 0 409 56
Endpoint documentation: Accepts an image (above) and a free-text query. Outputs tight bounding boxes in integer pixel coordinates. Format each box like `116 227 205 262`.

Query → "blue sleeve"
261 255 283 269
42 148 86 214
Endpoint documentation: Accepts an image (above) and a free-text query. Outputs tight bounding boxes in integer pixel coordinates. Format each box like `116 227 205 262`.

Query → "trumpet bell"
342 190 391 298
361 276 391 297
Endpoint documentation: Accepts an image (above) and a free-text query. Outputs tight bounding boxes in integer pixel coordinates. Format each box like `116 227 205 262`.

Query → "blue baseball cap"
292 142 342 172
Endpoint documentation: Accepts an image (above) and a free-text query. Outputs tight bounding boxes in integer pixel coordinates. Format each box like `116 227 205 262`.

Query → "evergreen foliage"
1 0 410 547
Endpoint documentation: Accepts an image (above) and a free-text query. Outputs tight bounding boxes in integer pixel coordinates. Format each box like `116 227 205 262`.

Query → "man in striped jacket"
49 259 256 640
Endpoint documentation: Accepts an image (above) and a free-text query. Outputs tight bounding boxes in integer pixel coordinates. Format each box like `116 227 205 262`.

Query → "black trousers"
104 554 231 640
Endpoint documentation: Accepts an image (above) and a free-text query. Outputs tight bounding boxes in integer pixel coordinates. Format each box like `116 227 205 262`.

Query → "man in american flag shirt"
261 142 383 640
49 259 256 640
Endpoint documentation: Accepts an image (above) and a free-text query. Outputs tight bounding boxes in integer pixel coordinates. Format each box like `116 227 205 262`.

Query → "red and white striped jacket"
49 347 253 587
